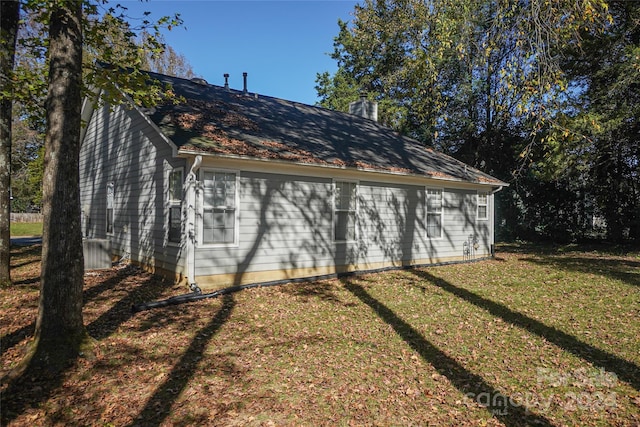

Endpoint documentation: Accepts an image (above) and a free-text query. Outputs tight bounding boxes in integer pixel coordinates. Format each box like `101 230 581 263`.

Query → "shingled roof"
145 72 505 186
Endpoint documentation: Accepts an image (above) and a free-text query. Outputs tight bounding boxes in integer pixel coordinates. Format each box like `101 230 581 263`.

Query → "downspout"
185 155 202 292
490 185 505 257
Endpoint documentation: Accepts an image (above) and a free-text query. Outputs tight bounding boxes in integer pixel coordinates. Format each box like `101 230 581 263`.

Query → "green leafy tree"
2 0 184 378
323 0 609 154
318 0 619 242
544 1 640 242
8 7 195 218
316 68 359 112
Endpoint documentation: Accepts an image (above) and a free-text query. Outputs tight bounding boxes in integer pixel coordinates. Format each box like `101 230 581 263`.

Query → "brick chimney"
349 92 378 122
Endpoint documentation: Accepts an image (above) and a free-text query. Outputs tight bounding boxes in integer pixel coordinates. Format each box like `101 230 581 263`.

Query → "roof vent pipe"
224 73 230 91
243 72 248 94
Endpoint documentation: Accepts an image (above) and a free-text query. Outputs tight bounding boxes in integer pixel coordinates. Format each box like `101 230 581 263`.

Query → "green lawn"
1 243 639 426
9 222 42 237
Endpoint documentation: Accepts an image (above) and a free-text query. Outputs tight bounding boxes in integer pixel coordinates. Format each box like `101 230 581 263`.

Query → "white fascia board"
176 149 508 191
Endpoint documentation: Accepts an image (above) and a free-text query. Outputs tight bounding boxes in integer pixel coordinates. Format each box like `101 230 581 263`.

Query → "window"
106 182 114 234
426 188 443 238
334 181 357 241
202 170 237 245
168 169 183 243
477 192 489 220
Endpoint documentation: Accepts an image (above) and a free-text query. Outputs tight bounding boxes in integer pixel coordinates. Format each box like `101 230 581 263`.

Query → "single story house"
79 71 507 290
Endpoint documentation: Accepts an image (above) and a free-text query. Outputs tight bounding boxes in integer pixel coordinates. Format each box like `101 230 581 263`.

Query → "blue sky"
112 1 359 105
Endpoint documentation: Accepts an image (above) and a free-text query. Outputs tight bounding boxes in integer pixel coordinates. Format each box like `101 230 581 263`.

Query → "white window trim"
333 179 358 243
477 191 489 221
197 168 240 248
425 187 444 240
167 168 184 246
106 181 115 236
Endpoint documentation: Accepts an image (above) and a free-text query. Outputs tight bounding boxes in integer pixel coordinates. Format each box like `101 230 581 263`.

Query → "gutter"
489 184 506 257
177 149 509 190
491 184 507 194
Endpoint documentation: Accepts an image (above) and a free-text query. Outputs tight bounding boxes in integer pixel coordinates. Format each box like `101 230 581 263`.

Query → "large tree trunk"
0 0 20 286
30 0 87 372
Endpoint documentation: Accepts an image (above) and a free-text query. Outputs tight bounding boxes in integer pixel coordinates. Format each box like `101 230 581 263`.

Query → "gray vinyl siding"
81 102 494 284
80 104 186 273
193 172 493 280
194 172 334 276
356 182 426 264
444 190 491 257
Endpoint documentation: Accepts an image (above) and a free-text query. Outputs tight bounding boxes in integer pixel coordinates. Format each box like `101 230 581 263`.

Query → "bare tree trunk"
29 0 88 372
0 0 20 286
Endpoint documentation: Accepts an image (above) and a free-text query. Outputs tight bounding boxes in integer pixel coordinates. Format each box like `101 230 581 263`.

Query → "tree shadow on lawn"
524 256 640 288
128 293 236 427
498 242 640 257
0 271 176 425
409 268 640 392
281 280 359 307
0 323 35 358
10 277 39 286
85 268 176 340
10 259 41 270
1 282 38 357
9 244 43 273
500 242 640 287
342 279 554 426
10 244 42 254
0 266 170 358
83 265 153 306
